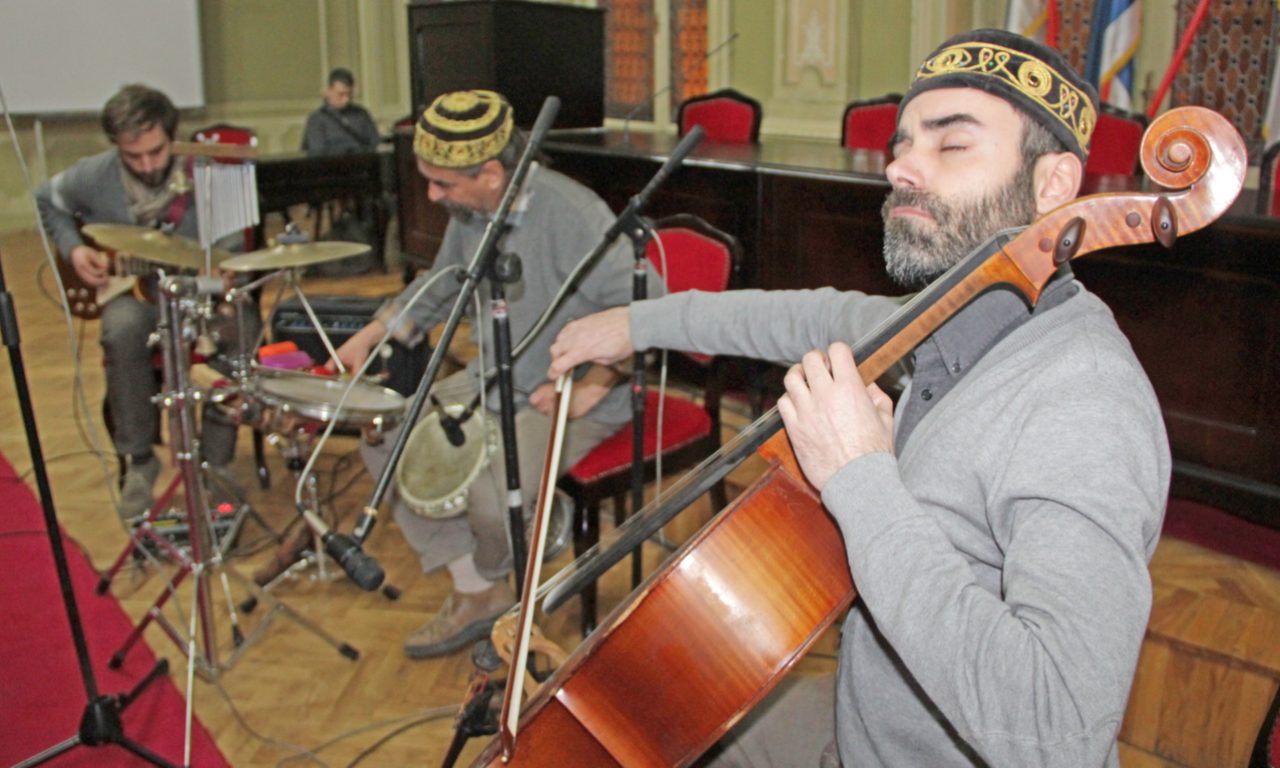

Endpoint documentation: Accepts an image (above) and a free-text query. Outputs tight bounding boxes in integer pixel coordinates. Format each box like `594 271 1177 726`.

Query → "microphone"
621 31 739 143
430 394 469 447
440 410 467 447
301 508 385 591
606 126 704 242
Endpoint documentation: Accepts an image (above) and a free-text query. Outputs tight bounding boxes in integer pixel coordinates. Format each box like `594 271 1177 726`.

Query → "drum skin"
396 405 496 518
254 367 405 430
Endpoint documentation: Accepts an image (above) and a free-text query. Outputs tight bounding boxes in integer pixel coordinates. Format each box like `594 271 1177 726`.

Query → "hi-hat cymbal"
220 241 371 272
82 223 232 270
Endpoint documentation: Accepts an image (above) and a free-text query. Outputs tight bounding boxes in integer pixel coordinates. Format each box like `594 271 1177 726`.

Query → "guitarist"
36 84 254 523
550 30 1168 768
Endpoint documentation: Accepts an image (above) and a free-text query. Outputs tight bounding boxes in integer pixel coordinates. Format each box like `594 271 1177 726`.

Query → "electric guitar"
56 170 194 320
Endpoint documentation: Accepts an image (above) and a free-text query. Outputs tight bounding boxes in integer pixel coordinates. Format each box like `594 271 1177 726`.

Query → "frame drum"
396 405 497 518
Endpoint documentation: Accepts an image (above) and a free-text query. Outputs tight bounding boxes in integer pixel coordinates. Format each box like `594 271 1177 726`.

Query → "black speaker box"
271 295 428 397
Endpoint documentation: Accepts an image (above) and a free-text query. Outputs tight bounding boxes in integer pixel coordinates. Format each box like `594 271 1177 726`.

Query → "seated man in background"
330 90 662 658
36 84 256 522
301 67 381 157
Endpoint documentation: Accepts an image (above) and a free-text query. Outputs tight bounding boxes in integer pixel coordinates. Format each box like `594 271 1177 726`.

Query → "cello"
472 106 1247 767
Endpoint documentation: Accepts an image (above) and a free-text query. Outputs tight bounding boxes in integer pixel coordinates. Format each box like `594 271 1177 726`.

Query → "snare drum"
396 404 497 518
253 367 406 432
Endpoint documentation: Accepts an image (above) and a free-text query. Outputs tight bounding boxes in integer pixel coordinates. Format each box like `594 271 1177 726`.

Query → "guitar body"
57 234 159 321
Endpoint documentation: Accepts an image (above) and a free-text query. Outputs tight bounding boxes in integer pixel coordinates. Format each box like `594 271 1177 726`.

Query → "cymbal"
82 223 231 270
220 241 371 272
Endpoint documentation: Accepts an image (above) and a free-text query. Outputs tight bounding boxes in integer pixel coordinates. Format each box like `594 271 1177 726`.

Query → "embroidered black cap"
900 29 1098 161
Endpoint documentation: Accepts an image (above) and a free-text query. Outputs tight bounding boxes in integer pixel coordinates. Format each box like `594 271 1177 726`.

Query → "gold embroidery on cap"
413 90 514 168
913 42 1095 152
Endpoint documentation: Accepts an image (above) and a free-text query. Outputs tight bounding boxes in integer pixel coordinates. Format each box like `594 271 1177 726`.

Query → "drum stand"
251 427 340 590
96 278 358 690
227 264 403 597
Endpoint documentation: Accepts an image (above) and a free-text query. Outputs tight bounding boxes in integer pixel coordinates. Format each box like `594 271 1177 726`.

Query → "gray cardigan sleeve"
629 287 905 365
36 168 89 260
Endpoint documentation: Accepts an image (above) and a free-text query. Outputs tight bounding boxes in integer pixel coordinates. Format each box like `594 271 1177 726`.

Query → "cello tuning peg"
1151 197 1178 248
1053 217 1087 265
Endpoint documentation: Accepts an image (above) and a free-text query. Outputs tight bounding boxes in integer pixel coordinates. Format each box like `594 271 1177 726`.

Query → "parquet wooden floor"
1 227 1275 767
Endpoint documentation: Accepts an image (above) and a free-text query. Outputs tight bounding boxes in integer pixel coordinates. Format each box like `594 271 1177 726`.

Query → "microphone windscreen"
324 533 386 591
440 414 466 447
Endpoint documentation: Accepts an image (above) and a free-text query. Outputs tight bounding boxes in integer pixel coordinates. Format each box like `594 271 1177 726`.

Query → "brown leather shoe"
252 524 312 586
404 581 516 659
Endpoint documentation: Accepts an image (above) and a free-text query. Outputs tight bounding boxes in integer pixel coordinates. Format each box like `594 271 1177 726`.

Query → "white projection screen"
0 0 204 115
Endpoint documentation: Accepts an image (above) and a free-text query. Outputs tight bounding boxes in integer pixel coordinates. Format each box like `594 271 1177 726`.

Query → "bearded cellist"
549 29 1168 768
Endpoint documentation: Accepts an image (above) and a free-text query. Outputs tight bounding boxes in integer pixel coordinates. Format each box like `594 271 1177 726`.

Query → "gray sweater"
382 165 662 426
36 150 200 259
301 103 380 156
631 284 1168 767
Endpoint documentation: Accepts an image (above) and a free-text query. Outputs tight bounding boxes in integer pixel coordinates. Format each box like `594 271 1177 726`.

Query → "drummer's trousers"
360 368 619 581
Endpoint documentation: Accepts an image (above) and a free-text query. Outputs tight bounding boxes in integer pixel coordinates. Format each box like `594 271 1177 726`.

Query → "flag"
1086 0 1142 111
1005 0 1047 43
1265 2 1280 149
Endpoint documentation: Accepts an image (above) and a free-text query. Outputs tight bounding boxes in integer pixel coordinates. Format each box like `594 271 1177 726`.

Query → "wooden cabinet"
406 0 604 128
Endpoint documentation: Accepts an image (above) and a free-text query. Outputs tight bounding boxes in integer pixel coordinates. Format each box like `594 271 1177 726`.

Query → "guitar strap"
160 156 195 231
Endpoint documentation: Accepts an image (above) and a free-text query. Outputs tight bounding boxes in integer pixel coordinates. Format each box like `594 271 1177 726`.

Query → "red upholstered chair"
841 93 901 154
559 214 741 635
191 123 256 148
1085 105 1146 177
677 88 762 144
1259 142 1280 218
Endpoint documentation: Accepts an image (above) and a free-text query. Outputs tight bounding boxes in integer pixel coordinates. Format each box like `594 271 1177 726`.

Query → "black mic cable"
621 31 740 143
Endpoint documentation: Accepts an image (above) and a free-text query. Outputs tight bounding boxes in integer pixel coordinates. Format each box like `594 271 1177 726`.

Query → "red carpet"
0 452 229 767
1164 497 1280 572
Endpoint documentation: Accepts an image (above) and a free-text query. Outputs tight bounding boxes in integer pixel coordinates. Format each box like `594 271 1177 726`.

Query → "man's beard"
880 164 1037 290
441 200 476 223
127 158 173 189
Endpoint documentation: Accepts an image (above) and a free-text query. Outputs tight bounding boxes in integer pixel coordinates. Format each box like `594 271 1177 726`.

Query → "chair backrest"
677 88 762 144
1260 142 1280 217
1085 106 1146 176
841 93 901 153
190 123 258 148
644 213 741 297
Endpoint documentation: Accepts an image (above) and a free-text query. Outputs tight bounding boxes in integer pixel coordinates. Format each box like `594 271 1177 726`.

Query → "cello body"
474 433 851 767
472 106 1246 768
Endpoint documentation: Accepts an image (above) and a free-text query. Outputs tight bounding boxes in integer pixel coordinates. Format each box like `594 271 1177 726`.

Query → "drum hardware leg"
200 461 275 559
102 283 358 694
96 472 196 594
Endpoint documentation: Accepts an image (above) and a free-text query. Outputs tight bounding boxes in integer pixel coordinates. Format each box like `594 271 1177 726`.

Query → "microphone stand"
485 243 531 594
621 212 654 596
1 249 175 767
